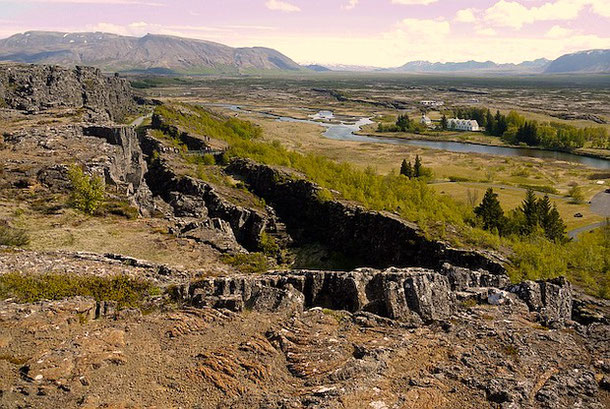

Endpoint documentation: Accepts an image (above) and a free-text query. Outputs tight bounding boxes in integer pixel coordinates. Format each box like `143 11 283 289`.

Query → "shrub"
221 253 269 274
0 223 29 247
202 153 216 165
568 185 584 204
68 165 105 215
517 184 559 195
100 200 139 219
258 232 280 258
0 273 157 307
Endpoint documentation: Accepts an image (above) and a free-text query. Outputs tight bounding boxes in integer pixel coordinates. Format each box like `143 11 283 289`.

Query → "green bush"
100 200 139 219
258 232 280 257
221 253 269 274
568 185 585 204
68 165 105 215
0 223 29 247
0 273 157 307
517 184 559 195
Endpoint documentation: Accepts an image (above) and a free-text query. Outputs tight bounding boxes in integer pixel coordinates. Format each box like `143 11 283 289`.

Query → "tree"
537 194 552 223
516 121 539 146
543 205 567 242
494 110 507 136
474 188 505 233
440 114 448 131
414 155 422 178
400 159 413 178
485 109 495 135
68 165 105 215
396 114 410 132
520 189 539 234
569 185 584 204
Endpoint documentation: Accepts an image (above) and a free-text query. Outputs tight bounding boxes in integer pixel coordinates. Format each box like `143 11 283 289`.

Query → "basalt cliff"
0 64 608 409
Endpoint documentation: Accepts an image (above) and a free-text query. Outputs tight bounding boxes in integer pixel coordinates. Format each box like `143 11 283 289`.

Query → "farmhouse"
420 113 432 127
448 118 480 131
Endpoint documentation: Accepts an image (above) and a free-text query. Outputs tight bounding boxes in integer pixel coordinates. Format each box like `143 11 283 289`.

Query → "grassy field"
430 182 603 231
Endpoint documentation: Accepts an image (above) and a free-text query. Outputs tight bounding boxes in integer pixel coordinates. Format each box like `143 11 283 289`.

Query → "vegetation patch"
517 184 559 195
0 272 158 307
68 165 105 215
221 253 270 274
0 222 29 247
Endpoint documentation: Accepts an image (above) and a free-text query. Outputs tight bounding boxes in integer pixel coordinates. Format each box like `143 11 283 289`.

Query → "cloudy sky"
0 0 609 66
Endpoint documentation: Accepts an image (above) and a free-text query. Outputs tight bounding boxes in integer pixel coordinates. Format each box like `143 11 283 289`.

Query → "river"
206 104 610 171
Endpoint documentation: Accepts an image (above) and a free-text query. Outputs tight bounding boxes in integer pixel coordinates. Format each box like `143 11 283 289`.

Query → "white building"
448 118 480 131
420 113 432 127
420 100 444 108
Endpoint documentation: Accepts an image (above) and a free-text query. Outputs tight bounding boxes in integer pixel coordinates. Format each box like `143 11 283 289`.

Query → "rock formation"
0 63 135 121
227 158 506 273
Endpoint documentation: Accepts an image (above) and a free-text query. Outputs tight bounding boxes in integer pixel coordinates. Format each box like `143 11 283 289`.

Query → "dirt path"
130 112 152 127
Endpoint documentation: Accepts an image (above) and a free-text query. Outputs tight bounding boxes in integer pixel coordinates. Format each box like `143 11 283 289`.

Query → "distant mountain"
304 64 332 72
322 64 383 72
0 31 304 74
389 58 550 74
544 50 610 73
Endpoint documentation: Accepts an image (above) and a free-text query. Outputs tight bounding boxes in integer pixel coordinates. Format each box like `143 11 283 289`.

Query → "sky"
0 0 609 67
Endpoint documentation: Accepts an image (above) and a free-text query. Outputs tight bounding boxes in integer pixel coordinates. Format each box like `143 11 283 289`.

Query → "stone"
508 277 572 327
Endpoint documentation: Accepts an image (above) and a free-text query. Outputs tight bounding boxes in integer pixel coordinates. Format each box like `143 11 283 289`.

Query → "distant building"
448 118 480 131
420 113 432 127
420 100 444 108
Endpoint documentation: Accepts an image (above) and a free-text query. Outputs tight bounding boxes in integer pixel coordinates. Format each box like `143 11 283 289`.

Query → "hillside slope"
0 31 304 74
545 49 610 73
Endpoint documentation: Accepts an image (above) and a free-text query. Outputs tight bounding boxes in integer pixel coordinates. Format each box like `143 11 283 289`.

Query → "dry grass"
0 200 226 271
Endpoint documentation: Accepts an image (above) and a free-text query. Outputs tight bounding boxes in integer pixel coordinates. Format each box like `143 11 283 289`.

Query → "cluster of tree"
400 155 432 179
474 188 567 242
453 107 489 128
453 106 608 150
377 113 427 134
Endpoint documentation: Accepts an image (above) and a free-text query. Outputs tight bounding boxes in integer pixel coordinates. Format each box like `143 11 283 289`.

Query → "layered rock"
0 63 134 121
83 125 154 214
508 277 573 328
227 158 506 274
186 268 456 325
144 155 267 250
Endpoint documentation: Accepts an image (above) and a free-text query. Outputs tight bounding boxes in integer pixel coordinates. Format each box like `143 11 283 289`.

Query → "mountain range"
387 58 551 74
0 31 303 74
0 31 608 75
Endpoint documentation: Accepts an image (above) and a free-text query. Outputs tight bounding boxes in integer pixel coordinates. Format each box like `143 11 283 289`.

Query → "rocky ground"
0 63 609 409
0 261 609 409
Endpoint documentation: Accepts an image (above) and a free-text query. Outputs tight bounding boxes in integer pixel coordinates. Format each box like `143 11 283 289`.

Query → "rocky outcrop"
507 277 573 328
185 268 457 326
0 63 134 121
227 158 506 274
144 155 267 250
151 113 210 151
83 125 154 214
